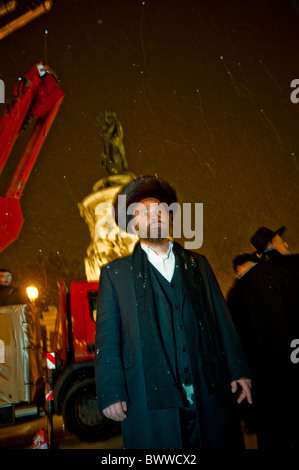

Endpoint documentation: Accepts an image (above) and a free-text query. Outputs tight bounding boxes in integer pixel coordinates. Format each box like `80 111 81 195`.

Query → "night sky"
0 0 298 298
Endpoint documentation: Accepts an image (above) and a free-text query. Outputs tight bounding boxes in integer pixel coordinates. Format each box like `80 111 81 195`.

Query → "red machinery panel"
0 63 65 251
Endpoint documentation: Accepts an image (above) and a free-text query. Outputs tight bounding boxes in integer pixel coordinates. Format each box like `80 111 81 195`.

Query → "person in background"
226 252 259 341
0 268 29 306
0 269 13 286
226 253 260 437
228 226 299 448
233 253 259 278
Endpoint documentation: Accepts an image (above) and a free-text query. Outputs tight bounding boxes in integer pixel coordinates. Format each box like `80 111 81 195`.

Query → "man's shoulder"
242 251 293 282
287 253 299 264
174 243 207 262
101 252 134 273
257 251 298 271
188 250 207 261
185 249 210 269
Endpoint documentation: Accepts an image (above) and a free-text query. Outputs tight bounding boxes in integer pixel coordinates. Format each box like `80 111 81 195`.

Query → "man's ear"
271 235 283 250
130 220 138 235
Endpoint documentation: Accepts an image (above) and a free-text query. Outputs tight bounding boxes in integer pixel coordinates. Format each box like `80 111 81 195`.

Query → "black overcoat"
95 243 251 449
227 251 299 448
227 251 299 386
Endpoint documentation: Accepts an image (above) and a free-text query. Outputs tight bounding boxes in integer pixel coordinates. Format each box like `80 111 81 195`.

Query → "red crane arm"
0 63 65 252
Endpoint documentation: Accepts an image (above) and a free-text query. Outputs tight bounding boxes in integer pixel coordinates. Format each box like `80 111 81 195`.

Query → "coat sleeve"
201 256 252 382
95 266 128 412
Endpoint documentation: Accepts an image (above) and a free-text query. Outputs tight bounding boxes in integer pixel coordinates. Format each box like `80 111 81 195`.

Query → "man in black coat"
228 226 299 449
95 175 252 449
226 253 260 356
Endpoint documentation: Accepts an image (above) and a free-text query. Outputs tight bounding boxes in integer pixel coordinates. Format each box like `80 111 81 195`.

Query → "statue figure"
97 110 129 176
78 110 137 281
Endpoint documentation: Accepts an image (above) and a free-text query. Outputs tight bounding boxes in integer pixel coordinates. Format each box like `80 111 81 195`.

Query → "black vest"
148 260 198 388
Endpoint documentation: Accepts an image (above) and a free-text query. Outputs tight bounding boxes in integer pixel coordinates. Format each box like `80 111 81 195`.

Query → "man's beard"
136 221 172 243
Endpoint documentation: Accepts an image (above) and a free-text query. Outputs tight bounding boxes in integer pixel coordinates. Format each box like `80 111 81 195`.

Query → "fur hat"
113 175 178 233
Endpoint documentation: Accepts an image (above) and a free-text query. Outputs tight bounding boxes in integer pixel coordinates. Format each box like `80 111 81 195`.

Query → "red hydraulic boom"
0 63 65 252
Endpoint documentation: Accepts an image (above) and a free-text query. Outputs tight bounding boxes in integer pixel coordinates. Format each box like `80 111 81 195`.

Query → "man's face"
271 234 290 255
0 271 12 286
236 261 255 278
131 197 172 243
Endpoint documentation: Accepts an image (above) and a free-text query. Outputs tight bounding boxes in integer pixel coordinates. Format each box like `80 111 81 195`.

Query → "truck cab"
52 280 115 441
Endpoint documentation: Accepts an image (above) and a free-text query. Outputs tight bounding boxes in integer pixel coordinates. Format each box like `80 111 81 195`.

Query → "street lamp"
26 285 39 302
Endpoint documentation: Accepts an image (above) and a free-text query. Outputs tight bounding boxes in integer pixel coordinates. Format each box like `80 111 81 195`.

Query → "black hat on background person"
113 175 178 233
250 226 286 255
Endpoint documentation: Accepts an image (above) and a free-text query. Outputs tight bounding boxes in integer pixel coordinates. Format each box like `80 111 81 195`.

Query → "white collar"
141 240 174 260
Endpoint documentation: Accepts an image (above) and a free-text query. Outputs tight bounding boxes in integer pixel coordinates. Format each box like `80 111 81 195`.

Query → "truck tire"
62 378 114 441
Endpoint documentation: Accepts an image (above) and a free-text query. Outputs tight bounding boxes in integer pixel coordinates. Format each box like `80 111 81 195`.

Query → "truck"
0 63 115 441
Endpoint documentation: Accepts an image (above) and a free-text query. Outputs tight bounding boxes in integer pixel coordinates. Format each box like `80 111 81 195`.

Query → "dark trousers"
254 383 299 449
179 406 201 449
181 389 245 449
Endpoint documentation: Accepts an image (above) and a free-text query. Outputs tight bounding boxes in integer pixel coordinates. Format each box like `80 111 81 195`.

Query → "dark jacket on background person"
0 285 28 306
228 250 299 385
95 242 251 449
227 249 299 448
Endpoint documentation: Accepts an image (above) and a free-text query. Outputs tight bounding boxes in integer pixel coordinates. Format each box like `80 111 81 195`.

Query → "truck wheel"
62 378 114 441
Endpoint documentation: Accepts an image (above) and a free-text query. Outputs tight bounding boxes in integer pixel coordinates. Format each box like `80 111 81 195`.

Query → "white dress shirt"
140 241 175 282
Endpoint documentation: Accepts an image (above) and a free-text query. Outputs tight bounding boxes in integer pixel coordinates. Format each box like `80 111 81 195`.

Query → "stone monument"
78 111 138 281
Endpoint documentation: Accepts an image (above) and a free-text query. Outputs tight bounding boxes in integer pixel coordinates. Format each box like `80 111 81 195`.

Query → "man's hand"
102 401 127 421
231 378 252 404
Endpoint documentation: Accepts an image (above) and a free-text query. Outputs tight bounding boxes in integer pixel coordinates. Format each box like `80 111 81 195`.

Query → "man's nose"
150 209 161 221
